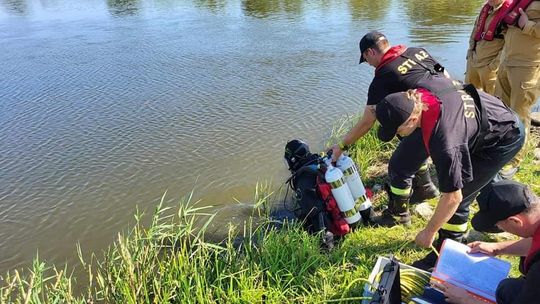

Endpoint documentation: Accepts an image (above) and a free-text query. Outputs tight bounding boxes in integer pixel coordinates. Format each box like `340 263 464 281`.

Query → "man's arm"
469 238 532 257
416 190 463 248
332 105 376 159
487 33 506 71
432 281 485 304
467 15 480 60
342 105 377 145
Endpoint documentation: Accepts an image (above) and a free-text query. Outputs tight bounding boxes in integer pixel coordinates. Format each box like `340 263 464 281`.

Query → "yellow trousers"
465 61 498 95
495 64 540 166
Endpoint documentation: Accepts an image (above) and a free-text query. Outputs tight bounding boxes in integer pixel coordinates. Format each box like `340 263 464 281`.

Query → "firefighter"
332 31 455 226
434 181 540 304
374 77 525 270
465 0 510 94
495 0 540 178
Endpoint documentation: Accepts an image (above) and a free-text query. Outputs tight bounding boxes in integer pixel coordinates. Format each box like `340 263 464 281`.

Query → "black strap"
462 84 490 154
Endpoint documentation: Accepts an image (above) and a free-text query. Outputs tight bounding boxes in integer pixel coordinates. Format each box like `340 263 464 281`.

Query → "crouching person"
434 181 540 304
375 77 525 270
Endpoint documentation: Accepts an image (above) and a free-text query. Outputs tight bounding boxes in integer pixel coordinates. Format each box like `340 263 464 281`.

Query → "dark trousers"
446 120 525 235
388 119 525 237
496 277 525 304
388 129 428 190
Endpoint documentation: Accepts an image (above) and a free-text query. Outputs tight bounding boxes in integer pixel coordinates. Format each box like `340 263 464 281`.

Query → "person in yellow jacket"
496 1 540 178
466 0 508 94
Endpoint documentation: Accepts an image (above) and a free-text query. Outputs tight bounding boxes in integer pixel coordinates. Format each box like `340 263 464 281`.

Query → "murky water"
0 0 486 276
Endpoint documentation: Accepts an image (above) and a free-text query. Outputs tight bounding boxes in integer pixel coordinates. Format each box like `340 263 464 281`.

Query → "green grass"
1 120 538 303
515 132 540 193
326 114 396 179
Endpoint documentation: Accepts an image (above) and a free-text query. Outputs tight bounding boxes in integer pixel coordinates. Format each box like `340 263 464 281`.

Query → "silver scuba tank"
324 157 361 225
336 154 373 213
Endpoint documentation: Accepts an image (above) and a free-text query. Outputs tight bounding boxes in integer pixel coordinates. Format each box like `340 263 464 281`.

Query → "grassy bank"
1 122 538 303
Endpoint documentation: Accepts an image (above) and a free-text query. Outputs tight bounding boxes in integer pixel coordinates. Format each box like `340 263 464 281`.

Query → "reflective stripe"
354 194 368 208
342 166 358 177
357 194 368 203
418 163 429 171
342 208 358 218
390 186 411 196
355 195 372 212
330 179 345 189
442 222 468 233
354 195 366 210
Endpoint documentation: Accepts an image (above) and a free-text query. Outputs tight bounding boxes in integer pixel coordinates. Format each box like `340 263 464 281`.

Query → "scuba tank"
336 154 373 213
324 157 361 226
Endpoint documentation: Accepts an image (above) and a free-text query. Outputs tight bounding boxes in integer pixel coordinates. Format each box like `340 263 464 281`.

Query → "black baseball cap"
359 31 387 64
375 92 414 142
472 180 534 232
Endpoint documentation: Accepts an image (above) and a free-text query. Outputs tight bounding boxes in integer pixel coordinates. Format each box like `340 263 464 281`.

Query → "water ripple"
0 0 482 277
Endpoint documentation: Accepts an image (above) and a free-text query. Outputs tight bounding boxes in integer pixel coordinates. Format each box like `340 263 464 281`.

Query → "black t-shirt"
367 47 442 106
427 88 516 193
513 237 540 303
513 259 540 304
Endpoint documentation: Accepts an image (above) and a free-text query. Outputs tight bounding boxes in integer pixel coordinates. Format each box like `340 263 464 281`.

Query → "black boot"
412 231 467 271
375 184 411 227
410 167 440 204
359 206 376 226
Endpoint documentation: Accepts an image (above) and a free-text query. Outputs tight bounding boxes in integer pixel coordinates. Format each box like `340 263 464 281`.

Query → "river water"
0 0 487 276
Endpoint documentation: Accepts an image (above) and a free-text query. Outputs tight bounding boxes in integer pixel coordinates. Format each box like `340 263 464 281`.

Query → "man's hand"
330 144 342 162
418 190 462 248
432 281 477 304
518 7 529 29
466 49 473 60
415 228 437 248
467 241 499 256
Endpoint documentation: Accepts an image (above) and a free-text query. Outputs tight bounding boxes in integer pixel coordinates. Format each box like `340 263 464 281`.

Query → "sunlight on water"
0 0 485 276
